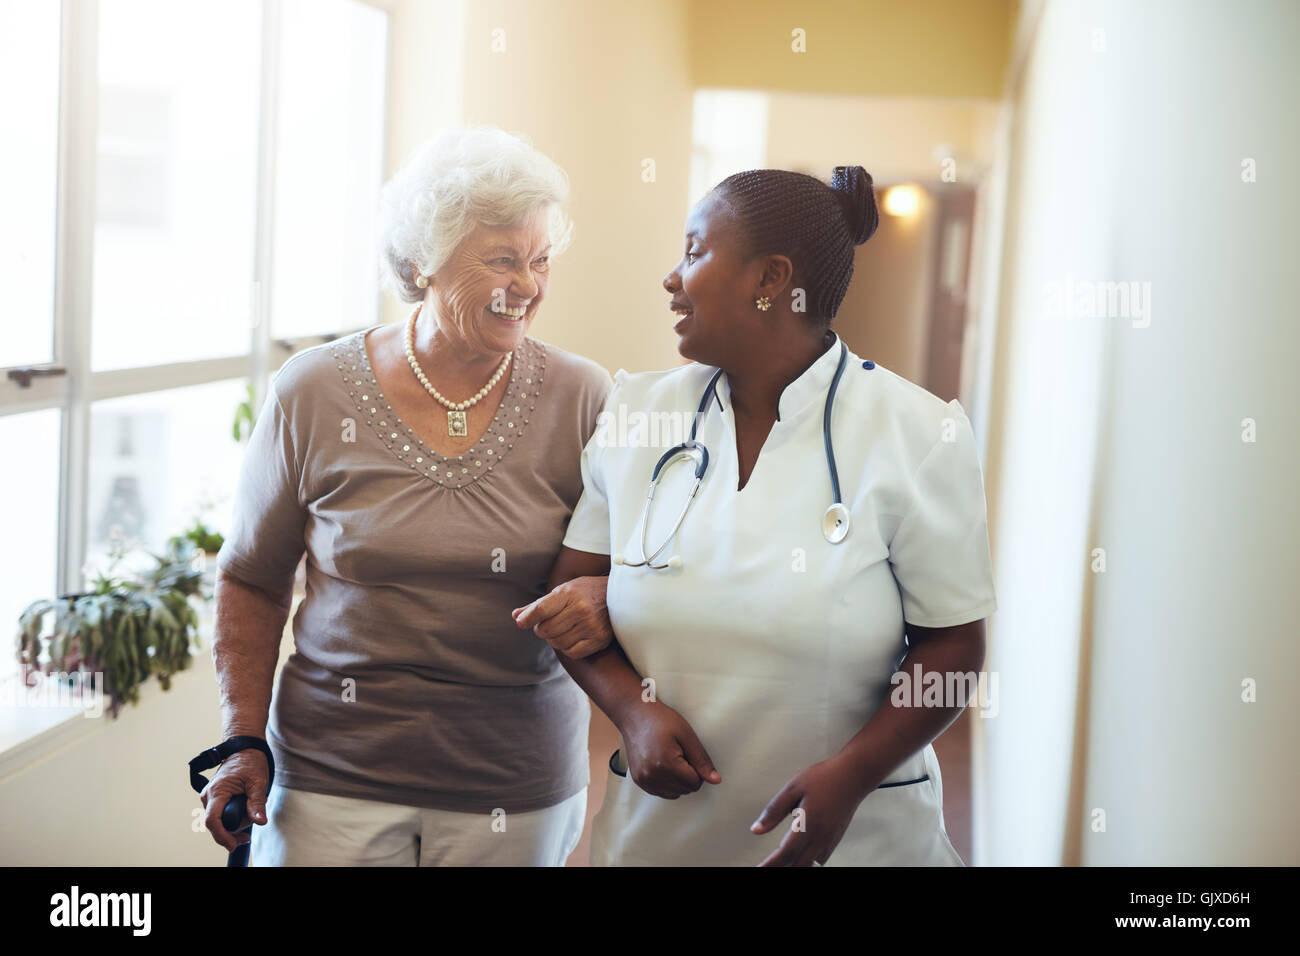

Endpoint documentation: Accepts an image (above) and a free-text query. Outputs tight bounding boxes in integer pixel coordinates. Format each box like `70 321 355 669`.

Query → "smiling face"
663 191 770 366
428 206 552 356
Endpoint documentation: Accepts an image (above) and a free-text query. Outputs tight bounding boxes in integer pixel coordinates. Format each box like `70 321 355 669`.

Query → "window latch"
6 365 67 388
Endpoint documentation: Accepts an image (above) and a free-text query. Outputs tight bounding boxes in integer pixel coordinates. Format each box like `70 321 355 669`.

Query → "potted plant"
177 518 224 555
15 531 204 718
170 518 224 595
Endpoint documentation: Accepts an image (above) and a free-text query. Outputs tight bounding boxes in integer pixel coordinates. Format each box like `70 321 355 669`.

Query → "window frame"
0 0 391 597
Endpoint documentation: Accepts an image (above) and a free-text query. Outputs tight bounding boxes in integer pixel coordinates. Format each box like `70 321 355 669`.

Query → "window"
91 0 264 370
0 0 390 689
85 380 249 576
0 412 62 669
0 0 61 370
271 0 389 339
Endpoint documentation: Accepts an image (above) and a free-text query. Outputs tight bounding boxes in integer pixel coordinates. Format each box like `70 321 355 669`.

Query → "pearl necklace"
403 304 512 437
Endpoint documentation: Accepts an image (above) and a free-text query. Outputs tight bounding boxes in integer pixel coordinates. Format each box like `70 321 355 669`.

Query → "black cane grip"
222 793 249 834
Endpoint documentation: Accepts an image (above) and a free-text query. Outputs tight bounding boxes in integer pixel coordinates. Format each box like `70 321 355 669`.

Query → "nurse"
514 165 998 866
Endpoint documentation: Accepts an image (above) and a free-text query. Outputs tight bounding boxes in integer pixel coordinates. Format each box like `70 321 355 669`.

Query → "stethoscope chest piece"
822 503 851 544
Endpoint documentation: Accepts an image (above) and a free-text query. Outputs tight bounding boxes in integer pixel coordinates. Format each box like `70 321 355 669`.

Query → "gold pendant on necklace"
447 410 468 437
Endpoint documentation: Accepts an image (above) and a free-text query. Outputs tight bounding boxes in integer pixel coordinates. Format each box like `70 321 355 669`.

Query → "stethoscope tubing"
619 338 850 569
824 340 849 507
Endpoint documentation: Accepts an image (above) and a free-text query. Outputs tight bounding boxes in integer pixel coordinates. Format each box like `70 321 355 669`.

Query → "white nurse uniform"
561 333 998 866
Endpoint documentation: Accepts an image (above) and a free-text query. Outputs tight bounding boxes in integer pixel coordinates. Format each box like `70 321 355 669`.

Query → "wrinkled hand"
512 575 613 659
621 701 722 798
750 755 869 866
199 749 269 852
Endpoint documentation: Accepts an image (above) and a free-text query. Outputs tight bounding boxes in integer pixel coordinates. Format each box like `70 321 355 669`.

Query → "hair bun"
830 165 879 244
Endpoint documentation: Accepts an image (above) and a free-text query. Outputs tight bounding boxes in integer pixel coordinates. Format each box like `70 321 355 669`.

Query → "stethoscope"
612 337 851 570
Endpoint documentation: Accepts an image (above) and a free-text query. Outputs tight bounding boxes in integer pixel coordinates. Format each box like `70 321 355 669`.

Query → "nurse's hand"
750 756 864 866
622 702 722 799
512 576 614 659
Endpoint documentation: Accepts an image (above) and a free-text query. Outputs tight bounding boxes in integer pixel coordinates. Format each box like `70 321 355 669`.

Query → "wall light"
883 184 922 217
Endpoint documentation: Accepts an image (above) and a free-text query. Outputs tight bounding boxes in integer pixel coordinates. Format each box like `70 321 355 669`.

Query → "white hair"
376 126 574 303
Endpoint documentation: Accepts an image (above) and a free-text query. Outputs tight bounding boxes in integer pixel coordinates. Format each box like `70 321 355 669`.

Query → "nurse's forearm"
553 643 651 731
544 545 645 730
834 619 986 798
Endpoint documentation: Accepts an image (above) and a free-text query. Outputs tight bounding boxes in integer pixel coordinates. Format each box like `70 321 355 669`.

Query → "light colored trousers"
248 783 587 866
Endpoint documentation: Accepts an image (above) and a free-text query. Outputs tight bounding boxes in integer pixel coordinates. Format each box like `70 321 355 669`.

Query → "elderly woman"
200 127 615 866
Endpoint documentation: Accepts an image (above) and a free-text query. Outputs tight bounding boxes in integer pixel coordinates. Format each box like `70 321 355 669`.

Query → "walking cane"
188 736 276 867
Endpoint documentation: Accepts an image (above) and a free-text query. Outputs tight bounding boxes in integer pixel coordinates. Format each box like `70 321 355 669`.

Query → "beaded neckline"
331 328 547 490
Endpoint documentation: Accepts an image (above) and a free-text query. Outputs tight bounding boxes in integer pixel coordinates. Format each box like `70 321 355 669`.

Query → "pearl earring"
415 272 428 289
755 295 772 311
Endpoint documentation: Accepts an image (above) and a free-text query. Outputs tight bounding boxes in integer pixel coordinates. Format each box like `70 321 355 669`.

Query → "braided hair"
712 166 879 324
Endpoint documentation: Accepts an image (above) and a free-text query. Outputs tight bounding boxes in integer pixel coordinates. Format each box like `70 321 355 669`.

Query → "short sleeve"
561 370 624 556
888 402 998 628
215 383 308 594
578 365 616 446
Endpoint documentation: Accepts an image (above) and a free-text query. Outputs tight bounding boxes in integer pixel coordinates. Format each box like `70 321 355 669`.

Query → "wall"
383 0 465 183
688 0 1015 98
383 0 693 377
834 190 938 384
762 93 999 387
765 92 1001 183
978 0 1300 864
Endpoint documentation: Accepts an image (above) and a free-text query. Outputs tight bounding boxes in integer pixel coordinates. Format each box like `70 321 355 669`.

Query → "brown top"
216 327 613 812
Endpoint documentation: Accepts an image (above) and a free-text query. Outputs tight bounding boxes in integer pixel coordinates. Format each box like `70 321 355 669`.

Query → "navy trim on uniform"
876 773 929 788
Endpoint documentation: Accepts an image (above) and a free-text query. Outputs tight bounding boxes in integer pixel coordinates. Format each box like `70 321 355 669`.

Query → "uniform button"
862 360 875 369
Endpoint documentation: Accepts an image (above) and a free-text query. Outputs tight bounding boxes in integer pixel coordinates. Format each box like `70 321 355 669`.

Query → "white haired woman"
199 127 615 866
